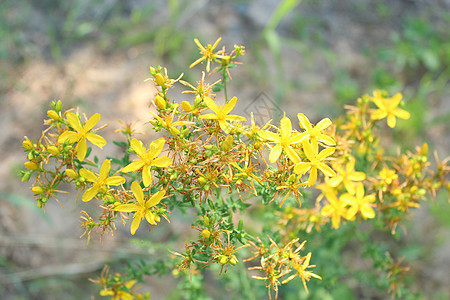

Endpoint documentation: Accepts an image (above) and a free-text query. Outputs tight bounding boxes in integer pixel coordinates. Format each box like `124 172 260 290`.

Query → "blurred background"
1 0 449 299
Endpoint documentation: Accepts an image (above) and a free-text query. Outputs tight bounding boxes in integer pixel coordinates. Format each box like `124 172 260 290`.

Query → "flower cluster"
20 38 448 299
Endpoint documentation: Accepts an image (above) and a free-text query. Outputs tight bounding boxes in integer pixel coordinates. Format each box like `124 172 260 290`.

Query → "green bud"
229 256 238 265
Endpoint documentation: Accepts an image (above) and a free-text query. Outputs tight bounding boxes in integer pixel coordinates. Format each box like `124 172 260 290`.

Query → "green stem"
223 69 228 102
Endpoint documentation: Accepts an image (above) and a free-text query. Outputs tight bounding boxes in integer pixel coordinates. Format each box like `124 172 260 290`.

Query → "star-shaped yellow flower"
282 252 322 294
297 113 335 148
200 96 246 134
371 90 410 128
79 159 125 202
379 167 398 185
259 116 308 163
321 190 348 229
294 141 336 186
189 37 227 72
341 182 375 220
58 112 106 161
122 138 172 187
114 181 166 235
328 157 366 194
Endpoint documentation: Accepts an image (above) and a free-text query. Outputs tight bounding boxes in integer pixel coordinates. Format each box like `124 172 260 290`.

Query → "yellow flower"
370 90 410 128
58 112 106 161
245 112 272 140
341 182 376 220
321 190 348 229
294 141 336 186
189 37 227 72
100 279 136 300
379 167 398 185
297 113 335 148
122 138 172 187
282 252 321 294
150 105 194 136
80 160 125 202
114 182 166 235
200 96 246 134
259 116 307 163
328 157 366 194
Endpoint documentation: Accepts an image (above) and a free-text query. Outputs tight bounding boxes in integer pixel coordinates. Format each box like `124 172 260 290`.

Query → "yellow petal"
130 214 143 235
289 132 308 145
142 165 152 187
294 162 310 175
302 141 315 161
393 108 410 120
82 186 99 202
99 160 111 181
86 132 106 148
122 160 145 173
114 204 140 212
280 116 292 139
76 138 88 161
149 138 165 159
105 176 125 186
371 110 387 120
66 112 83 132
387 115 396 128
258 130 279 142
315 118 332 132
131 181 144 205
79 169 97 182
130 138 147 157
84 113 101 131
146 190 166 208
318 163 336 177
145 211 156 225
361 205 375 219
297 113 312 131
308 167 318 186
152 156 172 168
222 96 237 115
58 131 80 144
269 145 282 163
317 147 335 161
203 97 220 114
348 171 366 181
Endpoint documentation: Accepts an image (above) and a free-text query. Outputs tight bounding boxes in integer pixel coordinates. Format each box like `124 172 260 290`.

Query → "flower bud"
21 171 32 182
198 176 207 185
155 73 165 86
27 152 34 161
47 110 60 121
55 100 62 112
219 255 228 265
24 161 38 170
182 101 193 112
32 186 44 194
65 169 79 179
154 95 166 110
204 216 210 226
23 139 34 150
47 146 59 155
229 256 238 265
154 215 161 223
201 229 211 239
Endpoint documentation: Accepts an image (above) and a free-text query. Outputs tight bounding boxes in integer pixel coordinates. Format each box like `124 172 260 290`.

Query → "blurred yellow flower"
58 112 106 161
329 157 366 194
371 91 410 128
379 167 398 185
294 141 336 186
341 182 376 220
321 190 348 229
